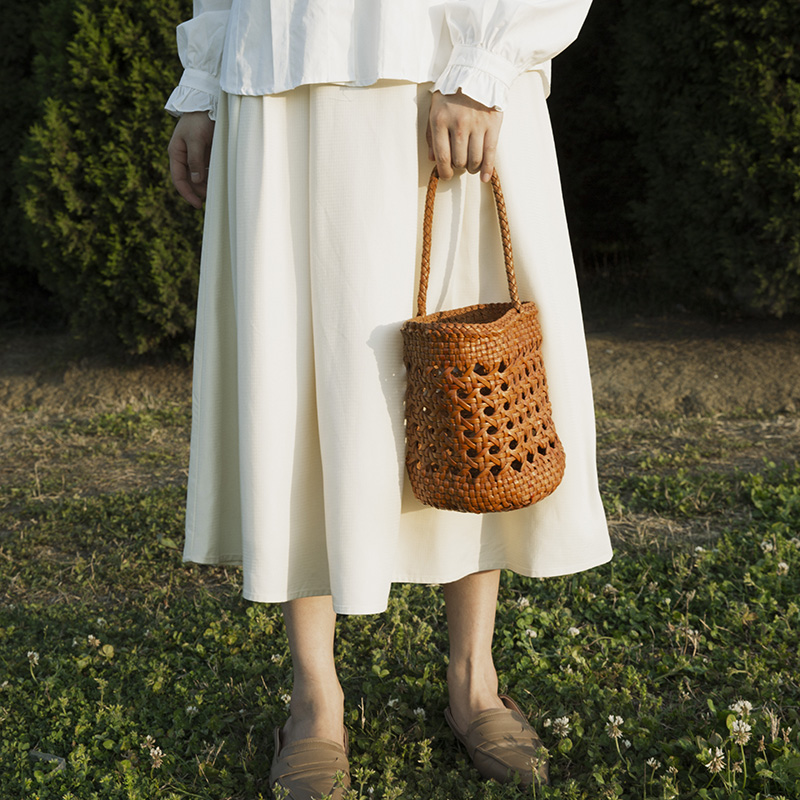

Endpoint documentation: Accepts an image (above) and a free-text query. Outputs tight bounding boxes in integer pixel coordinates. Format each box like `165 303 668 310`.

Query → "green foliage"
0 1 58 325
549 0 647 311
19 0 202 354
617 0 800 317
2 471 800 798
2 400 800 798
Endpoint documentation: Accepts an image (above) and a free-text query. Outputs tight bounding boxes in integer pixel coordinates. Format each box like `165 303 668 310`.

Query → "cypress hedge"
0 1 56 325
10 1 800 353
617 0 800 317
548 0 648 312
19 0 202 354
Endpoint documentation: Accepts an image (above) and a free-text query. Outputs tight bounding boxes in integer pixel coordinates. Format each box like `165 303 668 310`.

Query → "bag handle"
416 166 522 318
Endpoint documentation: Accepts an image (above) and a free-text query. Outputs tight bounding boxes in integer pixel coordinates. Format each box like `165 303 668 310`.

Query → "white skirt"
184 75 612 614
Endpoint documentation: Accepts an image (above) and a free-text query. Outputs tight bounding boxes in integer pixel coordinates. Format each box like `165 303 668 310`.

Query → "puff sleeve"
433 0 593 110
164 1 232 120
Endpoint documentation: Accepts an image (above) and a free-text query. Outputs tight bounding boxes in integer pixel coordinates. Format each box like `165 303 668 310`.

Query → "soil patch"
1 318 798 537
2 316 798 419
586 315 800 416
0 332 191 416
1 318 798 579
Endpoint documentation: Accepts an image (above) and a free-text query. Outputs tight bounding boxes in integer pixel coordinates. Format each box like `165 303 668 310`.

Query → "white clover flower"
760 539 774 553
88 634 100 648
568 626 580 637
141 735 156 750
603 583 618 595
27 651 39 666
731 718 752 745
729 699 753 717
777 562 789 575
96 617 107 627
524 628 538 639
552 716 571 738
387 698 399 709
413 707 426 720
732 761 743 773
270 654 281 663
695 546 706 553
790 536 800 549
186 705 199 716
646 757 660 769
606 715 624 740
149 746 164 768
684 627 701 650
648 581 659 593
542 718 552 728
705 746 725 773
517 596 531 609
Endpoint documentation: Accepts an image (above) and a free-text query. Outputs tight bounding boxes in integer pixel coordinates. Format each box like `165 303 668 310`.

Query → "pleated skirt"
184 74 613 614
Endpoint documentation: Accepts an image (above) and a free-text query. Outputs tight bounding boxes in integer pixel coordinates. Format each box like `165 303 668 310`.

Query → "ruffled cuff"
165 69 220 119
165 11 229 119
432 44 523 111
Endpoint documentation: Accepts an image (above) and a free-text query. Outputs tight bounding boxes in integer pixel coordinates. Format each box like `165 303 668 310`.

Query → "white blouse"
166 0 592 119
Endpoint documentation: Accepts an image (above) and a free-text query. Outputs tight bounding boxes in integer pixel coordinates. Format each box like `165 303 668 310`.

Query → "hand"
426 90 503 183
168 111 216 208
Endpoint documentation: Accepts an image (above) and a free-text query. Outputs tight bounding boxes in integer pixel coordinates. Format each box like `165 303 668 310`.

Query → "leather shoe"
445 695 549 785
269 726 350 800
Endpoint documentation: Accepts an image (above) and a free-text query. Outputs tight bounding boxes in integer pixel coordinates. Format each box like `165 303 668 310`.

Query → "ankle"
282 681 344 745
446 660 503 728
447 654 499 693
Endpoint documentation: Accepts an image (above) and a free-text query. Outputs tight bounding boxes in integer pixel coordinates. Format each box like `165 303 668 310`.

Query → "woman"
167 1 612 797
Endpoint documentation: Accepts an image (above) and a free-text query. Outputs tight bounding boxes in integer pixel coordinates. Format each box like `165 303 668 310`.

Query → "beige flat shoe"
445 695 549 786
269 726 351 800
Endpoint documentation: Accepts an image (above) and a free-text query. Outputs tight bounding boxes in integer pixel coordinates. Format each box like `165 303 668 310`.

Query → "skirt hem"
184 547 615 615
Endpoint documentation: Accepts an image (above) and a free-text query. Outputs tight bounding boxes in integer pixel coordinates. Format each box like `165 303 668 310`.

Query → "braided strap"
417 167 521 317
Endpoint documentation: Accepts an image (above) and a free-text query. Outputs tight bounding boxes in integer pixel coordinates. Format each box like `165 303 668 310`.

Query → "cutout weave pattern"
401 169 565 513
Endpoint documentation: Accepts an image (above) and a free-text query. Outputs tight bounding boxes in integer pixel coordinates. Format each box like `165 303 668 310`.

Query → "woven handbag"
401 167 566 513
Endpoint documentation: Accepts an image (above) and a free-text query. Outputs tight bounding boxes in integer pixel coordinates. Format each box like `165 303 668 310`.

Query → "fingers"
480 127 500 184
168 112 215 209
428 90 503 183
168 136 202 209
431 118 455 181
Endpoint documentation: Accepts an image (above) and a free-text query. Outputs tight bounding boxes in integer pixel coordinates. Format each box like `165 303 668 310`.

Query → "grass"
1 402 799 799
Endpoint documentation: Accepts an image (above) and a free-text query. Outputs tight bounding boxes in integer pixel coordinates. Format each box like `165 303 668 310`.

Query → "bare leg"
280 595 345 746
443 570 506 731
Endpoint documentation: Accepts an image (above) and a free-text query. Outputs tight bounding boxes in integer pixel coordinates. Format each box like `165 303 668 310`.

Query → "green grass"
52 406 193 442
1 408 799 799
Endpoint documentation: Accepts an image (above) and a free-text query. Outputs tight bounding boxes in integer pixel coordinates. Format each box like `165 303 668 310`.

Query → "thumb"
186 139 209 184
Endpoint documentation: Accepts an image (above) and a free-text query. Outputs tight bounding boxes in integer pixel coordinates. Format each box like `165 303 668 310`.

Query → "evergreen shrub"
20 0 202 354
0 1 54 324
618 0 800 317
548 0 649 316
